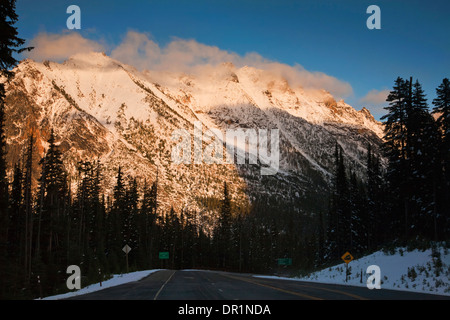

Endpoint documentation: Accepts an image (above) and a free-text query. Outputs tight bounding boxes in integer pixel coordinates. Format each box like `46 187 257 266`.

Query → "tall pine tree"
381 77 412 240
432 78 450 237
382 77 445 240
23 134 34 282
326 143 350 261
406 80 433 237
35 130 69 294
0 73 8 299
105 166 126 273
0 0 32 298
366 144 386 249
215 181 232 269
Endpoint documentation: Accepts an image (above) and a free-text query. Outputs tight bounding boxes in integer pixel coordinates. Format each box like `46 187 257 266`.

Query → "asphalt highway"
67 269 449 300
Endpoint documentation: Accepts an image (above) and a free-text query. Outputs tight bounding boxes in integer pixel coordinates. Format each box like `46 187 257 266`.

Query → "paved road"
67 269 449 300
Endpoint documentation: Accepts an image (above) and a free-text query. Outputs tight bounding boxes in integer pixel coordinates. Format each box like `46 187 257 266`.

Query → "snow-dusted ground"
40 269 162 300
255 246 450 296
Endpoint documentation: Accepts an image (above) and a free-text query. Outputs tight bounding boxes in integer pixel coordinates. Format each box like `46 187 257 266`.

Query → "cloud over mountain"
359 89 390 105
25 31 353 99
358 89 390 119
27 32 105 62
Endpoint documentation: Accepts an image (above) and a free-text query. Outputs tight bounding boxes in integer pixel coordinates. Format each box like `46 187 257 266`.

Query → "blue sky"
14 0 450 120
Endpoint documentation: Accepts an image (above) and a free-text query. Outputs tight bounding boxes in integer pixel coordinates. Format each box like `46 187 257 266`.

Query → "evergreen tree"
215 181 232 269
138 178 158 268
432 78 450 150
105 166 126 272
381 77 412 240
327 143 350 261
123 177 139 267
0 0 33 79
0 0 32 298
35 130 69 294
382 77 410 161
23 134 34 282
8 162 23 258
405 80 430 236
0 76 8 299
410 81 441 238
4 162 24 296
382 77 445 240
348 171 366 254
316 210 326 267
432 78 450 237
36 130 68 264
366 144 386 249
71 160 105 279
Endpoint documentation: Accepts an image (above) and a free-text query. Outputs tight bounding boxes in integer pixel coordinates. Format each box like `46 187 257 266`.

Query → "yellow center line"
153 270 176 300
296 283 369 300
223 273 369 300
221 273 323 300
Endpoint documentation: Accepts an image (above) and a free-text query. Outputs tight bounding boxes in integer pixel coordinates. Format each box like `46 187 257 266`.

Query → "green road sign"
277 258 292 266
159 251 169 260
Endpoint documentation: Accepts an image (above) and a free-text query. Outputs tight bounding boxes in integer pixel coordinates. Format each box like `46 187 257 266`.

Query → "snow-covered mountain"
2 52 384 218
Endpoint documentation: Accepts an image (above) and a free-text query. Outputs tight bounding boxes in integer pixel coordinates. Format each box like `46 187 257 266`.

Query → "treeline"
383 77 450 241
0 129 326 298
325 77 450 262
0 130 314 298
1 130 209 298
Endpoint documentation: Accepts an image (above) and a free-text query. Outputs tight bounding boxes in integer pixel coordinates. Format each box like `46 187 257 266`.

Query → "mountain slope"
287 245 450 296
2 52 384 222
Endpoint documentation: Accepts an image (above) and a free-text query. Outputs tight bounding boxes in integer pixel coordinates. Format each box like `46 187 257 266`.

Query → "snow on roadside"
39 269 162 300
255 246 450 296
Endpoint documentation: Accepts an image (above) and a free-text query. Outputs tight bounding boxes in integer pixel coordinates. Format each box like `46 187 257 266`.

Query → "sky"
13 0 450 120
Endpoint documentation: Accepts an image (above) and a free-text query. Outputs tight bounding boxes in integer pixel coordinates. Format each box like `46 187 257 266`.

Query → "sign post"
159 251 169 268
341 251 354 282
123 244 132 273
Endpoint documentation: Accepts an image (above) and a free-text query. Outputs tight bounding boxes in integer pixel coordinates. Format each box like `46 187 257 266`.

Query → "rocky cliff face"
2 52 384 219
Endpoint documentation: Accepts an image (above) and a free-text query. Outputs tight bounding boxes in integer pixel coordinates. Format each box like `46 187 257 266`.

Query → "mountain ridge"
2 52 384 221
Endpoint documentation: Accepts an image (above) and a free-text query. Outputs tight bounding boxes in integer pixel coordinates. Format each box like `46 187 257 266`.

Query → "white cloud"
111 31 353 98
358 89 390 119
25 30 353 98
26 32 105 62
359 89 390 105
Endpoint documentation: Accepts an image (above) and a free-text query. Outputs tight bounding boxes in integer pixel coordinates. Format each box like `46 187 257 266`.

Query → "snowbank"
40 269 162 300
256 246 450 296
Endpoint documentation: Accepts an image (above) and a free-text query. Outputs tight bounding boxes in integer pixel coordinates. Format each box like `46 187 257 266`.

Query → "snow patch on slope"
39 269 162 300
256 245 450 296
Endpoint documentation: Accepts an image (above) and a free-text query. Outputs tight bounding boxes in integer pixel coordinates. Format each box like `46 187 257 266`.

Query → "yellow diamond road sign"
341 251 354 264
